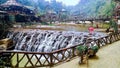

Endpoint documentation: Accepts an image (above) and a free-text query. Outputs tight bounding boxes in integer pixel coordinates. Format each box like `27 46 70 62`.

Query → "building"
0 0 35 15
0 0 36 23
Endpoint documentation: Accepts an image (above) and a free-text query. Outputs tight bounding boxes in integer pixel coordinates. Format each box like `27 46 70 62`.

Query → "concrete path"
52 41 120 68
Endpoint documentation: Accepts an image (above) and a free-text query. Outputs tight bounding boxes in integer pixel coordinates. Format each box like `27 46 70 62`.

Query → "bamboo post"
72 47 76 57
16 53 19 67
50 53 53 67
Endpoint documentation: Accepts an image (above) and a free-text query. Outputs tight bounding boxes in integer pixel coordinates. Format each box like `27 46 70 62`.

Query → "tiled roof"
1 0 22 6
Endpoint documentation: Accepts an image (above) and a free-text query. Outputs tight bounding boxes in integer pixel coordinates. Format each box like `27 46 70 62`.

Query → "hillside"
0 0 117 17
72 0 116 17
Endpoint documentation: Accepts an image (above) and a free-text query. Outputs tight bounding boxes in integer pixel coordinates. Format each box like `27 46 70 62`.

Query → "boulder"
0 38 13 50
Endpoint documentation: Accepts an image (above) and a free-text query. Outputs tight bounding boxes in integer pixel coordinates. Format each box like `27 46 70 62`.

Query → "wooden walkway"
53 41 120 68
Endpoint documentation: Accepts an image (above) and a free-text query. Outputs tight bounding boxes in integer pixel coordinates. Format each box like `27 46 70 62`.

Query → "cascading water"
7 30 107 52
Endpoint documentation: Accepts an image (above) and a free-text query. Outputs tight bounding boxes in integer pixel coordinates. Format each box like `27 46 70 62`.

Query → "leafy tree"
72 0 116 18
0 0 7 4
51 0 63 13
0 0 117 18
16 0 34 6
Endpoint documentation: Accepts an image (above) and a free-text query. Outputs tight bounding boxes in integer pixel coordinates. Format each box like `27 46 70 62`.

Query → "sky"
45 0 80 6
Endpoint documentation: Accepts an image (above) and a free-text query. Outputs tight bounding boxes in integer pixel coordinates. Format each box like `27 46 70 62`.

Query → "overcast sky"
45 0 80 6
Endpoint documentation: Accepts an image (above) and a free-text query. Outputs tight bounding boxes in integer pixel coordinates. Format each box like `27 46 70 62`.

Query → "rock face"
0 38 13 50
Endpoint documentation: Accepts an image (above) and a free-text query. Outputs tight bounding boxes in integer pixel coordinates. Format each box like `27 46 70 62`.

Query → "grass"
11 54 38 67
11 54 46 67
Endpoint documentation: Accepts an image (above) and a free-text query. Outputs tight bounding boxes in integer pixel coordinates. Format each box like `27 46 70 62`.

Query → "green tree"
0 0 7 4
71 0 116 18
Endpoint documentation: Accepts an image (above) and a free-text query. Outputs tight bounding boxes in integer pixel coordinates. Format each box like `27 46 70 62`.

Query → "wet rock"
0 38 13 50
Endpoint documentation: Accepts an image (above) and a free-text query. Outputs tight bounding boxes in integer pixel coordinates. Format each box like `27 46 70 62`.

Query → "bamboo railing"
0 32 120 68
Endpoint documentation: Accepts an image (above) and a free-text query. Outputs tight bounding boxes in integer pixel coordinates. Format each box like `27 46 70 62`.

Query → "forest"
0 0 116 17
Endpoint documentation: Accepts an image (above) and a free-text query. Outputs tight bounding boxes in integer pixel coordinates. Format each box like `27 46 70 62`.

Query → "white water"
7 30 107 52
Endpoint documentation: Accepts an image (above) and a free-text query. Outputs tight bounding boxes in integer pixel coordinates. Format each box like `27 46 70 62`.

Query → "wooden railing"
0 32 120 68
0 45 77 68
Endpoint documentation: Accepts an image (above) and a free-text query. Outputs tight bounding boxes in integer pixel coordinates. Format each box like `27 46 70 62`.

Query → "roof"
1 0 22 7
0 11 7 13
0 0 35 15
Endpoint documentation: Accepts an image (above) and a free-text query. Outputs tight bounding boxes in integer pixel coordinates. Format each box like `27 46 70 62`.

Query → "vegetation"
76 0 116 17
76 45 87 54
0 0 6 4
109 19 118 33
0 55 11 67
0 0 116 17
90 46 99 53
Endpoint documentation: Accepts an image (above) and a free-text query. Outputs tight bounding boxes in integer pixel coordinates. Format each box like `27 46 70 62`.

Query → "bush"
76 45 87 54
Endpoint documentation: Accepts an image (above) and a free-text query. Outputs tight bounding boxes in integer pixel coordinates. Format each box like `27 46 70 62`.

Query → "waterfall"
7 30 107 52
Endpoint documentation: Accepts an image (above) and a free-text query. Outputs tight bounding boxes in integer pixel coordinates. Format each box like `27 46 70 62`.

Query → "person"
96 23 99 28
88 26 94 34
106 27 110 33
